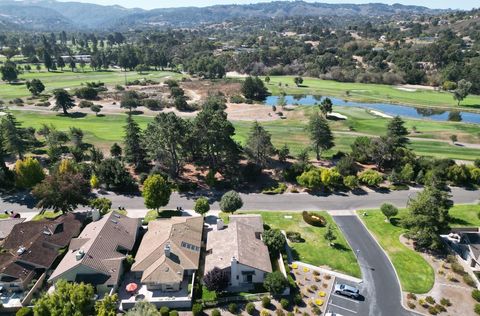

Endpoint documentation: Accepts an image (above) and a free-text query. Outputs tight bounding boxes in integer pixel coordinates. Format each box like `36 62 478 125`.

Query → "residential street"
333 215 416 316
1 186 478 214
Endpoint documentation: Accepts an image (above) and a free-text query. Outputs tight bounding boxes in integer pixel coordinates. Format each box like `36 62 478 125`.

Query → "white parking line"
331 294 360 303
328 302 358 314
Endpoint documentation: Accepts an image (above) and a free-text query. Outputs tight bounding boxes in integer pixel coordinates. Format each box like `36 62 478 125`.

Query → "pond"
264 95 480 124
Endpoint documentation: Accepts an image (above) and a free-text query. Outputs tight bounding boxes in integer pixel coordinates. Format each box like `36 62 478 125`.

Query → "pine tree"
387 116 409 148
43 51 53 71
307 112 334 161
123 115 147 170
53 89 75 115
324 224 337 247
1 113 26 159
245 121 275 167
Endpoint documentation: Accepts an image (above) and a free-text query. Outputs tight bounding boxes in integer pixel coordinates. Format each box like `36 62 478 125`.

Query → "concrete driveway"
332 215 416 316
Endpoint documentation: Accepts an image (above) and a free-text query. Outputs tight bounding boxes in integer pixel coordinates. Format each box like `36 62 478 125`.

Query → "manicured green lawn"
11 108 480 160
142 209 183 224
223 211 361 278
358 204 480 294
0 69 182 100
262 76 480 110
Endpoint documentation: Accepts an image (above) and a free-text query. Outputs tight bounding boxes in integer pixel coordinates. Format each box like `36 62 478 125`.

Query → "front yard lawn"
142 209 182 224
358 204 480 294
32 210 63 221
223 211 361 278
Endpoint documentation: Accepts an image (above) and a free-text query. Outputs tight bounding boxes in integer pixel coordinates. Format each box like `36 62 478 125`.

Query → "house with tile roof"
205 215 272 289
131 216 203 292
0 213 84 293
49 211 140 294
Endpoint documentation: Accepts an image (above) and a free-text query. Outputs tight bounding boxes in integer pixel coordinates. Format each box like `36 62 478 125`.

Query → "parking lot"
325 278 366 316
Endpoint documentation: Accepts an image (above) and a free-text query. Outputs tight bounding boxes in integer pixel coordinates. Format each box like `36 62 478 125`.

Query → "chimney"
164 244 171 257
217 219 224 230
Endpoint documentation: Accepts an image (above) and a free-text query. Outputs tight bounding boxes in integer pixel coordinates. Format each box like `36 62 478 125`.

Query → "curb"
354 211 427 316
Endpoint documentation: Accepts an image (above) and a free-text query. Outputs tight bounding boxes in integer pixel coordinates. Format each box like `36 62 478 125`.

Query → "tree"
1 113 29 159
294 76 303 87
52 89 75 115
142 174 171 210
43 51 53 71
97 158 136 192
194 197 210 216
402 186 452 251
203 267 229 292
89 197 112 215
32 168 90 214
123 115 147 170
350 136 372 163
450 134 458 144
265 76 270 84
245 121 275 167
91 104 102 116
120 91 140 113
387 116 409 148
263 271 289 295
57 56 65 71
14 157 45 188
144 112 188 177
70 59 76 72
220 190 243 213
125 301 160 316
324 224 337 246
319 98 333 117
0 61 18 83
453 79 472 106
380 203 398 223
110 143 122 158
33 280 94 316
241 76 268 101
26 79 45 96
263 228 286 256
278 144 290 163
307 112 334 161
38 124 69 162
90 174 99 189
95 293 118 316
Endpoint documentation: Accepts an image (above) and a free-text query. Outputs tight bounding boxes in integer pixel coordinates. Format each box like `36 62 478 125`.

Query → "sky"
58 0 478 11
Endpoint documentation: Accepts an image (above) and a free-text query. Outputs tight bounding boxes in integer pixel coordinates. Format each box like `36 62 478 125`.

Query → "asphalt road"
1 186 478 213
333 215 416 316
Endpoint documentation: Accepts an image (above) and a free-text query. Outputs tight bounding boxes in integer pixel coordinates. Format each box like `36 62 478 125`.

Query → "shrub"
434 304 446 312
142 99 162 110
407 302 415 309
407 293 417 300
211 309 221 316
302 211 326 227
16 307 33 316
343 175 358 189
286 231 302 243
446 255 457 264
287 313 294 316
475 304 480 315
440 298 451 306
228 303 237 314
311 306 321 316
192 303 203 316
262 296 271 308
75 86 98 100
280 298 290 309
78 100 94 108
275 309 285 316
451 262 465 274
169 311 179 316
464 273 476 287
246 302 256 315
428 306 438 315
160 306 170 316
472 289 480 302
115 84 125 91
418 298 428 308
230 95 245 103
293 293 302 305
425 296 435 304
261 310 270 316
358 170 384 186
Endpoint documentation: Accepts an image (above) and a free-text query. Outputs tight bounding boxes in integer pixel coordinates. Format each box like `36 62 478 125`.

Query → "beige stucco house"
205 215 272 289
131 216 203 292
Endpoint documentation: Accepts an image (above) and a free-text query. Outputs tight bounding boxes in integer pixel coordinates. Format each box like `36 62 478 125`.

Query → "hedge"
302 211 326 227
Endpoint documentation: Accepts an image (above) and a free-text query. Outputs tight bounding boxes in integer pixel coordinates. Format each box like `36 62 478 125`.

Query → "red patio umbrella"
126 283 138 293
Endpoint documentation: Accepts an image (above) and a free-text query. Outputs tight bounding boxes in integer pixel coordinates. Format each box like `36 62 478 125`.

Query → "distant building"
60 55 91 62
205 215 272 290
49 212 140 295
0 213 84 293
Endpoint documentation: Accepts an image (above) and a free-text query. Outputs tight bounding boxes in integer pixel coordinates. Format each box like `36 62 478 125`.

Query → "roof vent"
76 249 85 261
114 214 121 218
42 226 53 235
17 246 26 255
110 220 118 224
165 244 171 257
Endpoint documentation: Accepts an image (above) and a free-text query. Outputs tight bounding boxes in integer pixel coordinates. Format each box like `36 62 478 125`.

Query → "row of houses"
0 211 273 310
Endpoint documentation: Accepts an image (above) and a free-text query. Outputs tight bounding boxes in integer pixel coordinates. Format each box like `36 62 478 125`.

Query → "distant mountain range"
0 0 447 31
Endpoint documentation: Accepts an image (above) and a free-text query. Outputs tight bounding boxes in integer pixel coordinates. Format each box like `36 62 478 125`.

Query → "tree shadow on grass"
130 110 144 115
450 217 471 226
56 112 87 118
332 243 350 252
